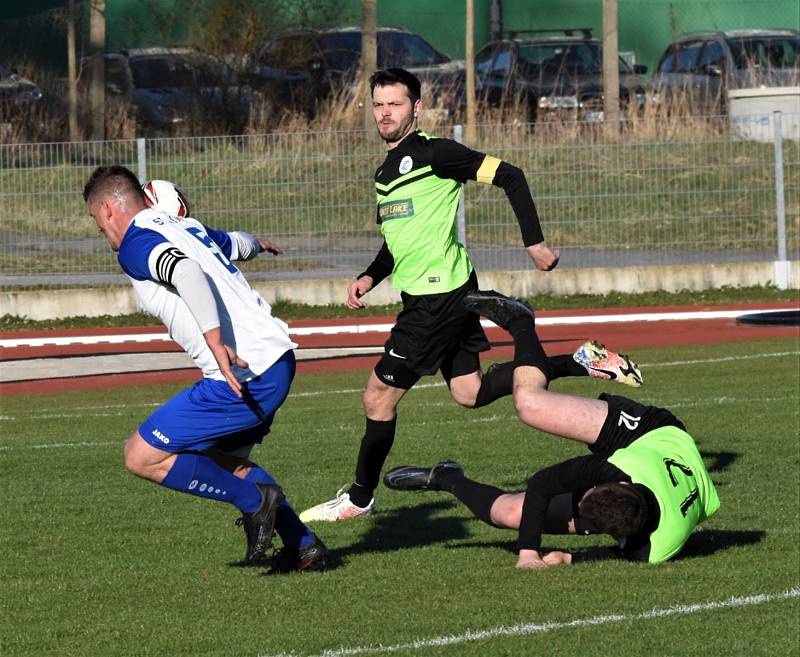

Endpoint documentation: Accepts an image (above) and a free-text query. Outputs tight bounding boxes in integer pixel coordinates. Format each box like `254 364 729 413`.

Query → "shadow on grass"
442 528 766 564
331 499 470 562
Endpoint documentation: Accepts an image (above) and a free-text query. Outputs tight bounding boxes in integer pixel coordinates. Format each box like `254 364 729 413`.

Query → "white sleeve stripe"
154 247 187 285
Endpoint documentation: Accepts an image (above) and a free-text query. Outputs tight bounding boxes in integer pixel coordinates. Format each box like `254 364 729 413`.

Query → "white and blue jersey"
118 209 296 382
119 209 298 452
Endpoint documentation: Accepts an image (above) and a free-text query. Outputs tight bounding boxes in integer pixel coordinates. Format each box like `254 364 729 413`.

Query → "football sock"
245 467 314 549
161 453 262 513
507 315 551 381
436 469 504 527
550 353 589 379
473 361 515 407
349 416 397 507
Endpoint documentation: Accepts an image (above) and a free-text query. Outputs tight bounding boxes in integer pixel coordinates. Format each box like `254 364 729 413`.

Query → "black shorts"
374 270 491 389
589 393 686 454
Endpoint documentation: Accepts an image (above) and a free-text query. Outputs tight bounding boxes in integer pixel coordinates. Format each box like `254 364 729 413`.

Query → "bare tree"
465 0 477 143
361 0 377 131
602 0 620 124
67 0 79 141
89 0 105 140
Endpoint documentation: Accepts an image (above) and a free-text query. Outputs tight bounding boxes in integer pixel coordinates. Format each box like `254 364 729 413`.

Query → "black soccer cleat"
236 483 284 565
267 535 329 574
463 290 534 330
383 461 464 491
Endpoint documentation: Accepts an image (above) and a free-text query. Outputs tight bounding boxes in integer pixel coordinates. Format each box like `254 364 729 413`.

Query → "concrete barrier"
2 261 797 321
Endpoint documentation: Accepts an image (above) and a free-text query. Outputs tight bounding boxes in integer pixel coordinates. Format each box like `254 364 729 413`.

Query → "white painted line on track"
2 307 796 348
257 587 800 657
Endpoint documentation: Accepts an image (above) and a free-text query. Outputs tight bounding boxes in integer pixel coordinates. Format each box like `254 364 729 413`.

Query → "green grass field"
2 338 799 657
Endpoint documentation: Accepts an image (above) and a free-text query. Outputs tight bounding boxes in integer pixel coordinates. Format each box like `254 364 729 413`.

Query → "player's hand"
257 237 283 255
346 276 374 310
542 550 573 567
204 328 249 398
526 242 560 271
515 549 548 570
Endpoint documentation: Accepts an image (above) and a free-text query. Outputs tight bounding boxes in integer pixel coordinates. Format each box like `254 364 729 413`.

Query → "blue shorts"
139 350 296 453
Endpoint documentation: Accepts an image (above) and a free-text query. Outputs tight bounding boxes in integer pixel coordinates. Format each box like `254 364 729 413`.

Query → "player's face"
372 83 420 146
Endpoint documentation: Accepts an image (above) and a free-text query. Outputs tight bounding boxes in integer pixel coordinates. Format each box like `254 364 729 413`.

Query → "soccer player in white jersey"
83 165 325 573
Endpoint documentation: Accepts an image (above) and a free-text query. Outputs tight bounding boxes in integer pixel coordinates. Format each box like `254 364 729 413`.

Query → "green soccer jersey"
608 426 721 563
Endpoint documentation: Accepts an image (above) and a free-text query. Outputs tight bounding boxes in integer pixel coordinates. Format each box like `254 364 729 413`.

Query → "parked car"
79 48 259 136
249 27 464 115
652 29 800 112
0 65 44 133
474 28 650 122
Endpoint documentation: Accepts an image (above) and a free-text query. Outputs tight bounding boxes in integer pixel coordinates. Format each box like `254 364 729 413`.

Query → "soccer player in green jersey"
384 292 720 568
300 68 642 523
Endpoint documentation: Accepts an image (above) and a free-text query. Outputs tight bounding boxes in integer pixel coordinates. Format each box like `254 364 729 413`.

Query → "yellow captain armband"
476 155 502 184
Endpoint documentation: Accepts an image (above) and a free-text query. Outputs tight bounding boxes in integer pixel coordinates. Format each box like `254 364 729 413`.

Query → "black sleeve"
517 454 628 551
357 240 394 287
429 138 544 247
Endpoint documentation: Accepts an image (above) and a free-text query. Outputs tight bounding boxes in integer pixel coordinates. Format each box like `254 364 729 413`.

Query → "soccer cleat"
236 483 285 564
298 488 375 522
383 460 464 492
267 535 329 574
463 290 534 330
573 340 643 387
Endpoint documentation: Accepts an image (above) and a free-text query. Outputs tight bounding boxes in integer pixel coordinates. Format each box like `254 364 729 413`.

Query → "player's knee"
123 433 149 477
513 388 546 424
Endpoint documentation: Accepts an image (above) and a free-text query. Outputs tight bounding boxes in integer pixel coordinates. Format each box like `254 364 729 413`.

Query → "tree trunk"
89 0 106 140
361 0 377 132
465 0 476 143
67 0 79 141
602 0 620 125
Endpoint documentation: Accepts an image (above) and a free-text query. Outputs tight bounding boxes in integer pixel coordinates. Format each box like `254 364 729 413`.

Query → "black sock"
474 361 515 407
349 417 396 507
507 315 551 380
549 353 589 380
437 469 504 527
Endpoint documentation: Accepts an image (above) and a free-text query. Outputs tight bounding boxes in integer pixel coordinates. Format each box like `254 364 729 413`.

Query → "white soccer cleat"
573 340 643 387
298 488 375 523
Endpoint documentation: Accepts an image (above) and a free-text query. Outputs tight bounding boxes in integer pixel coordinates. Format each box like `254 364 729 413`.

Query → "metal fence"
0 114 797 289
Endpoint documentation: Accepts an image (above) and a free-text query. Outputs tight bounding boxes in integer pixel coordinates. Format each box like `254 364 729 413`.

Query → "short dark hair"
369 67 421 104
578 483 648 538
83 165 143 206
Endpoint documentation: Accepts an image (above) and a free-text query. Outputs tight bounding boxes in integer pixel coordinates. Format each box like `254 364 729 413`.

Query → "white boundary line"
2 307 796 348
257 587 800 657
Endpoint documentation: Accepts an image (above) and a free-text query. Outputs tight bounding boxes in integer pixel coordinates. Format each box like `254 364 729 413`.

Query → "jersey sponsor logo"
378 198 415 222
388 348 407 359
151 428 170 444
399 156 414 174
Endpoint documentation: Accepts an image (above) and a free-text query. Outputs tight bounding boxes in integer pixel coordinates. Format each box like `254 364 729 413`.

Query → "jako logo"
188 479 199 490
152 429 170 444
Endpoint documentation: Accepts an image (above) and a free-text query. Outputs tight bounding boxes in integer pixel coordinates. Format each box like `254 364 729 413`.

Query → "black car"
652 29 800 112
79 48 258 136
250 27 464 115
0 65 44 136
474 29 650 122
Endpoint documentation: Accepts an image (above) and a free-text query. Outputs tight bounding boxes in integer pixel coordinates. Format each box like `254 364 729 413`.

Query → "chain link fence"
0 114 797 289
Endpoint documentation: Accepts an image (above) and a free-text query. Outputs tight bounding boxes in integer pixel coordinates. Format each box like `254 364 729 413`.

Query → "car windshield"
378 32 449 67
130 54 232 88
519 42 605 74
728 36 800 69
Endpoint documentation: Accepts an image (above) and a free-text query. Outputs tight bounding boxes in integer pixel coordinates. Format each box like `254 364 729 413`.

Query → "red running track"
1 302 797 396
